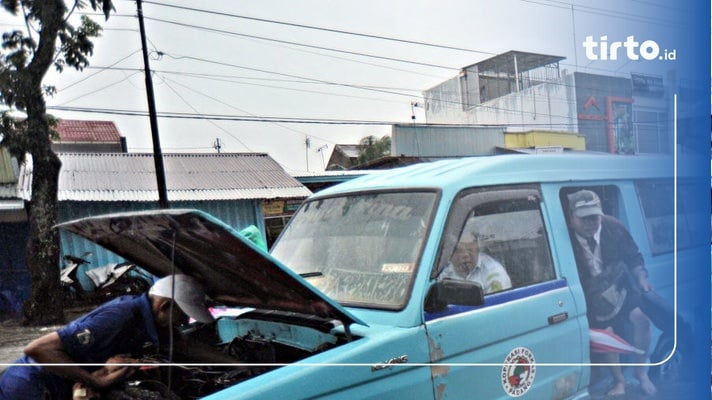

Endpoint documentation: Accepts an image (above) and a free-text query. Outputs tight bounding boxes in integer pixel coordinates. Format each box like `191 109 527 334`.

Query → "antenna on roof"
410 101 421 123
213 138 222 154
317 144 328 170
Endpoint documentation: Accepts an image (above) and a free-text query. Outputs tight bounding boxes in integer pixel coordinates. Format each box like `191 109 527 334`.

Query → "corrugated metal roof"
334 144 359 158
0 148 19 199
19 153 311 201
465 51 565 74
55 120 122 143
0 147 19 184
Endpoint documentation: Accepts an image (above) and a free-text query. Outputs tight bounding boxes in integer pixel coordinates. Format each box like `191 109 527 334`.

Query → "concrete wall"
391 125 505 157
425 74 578 133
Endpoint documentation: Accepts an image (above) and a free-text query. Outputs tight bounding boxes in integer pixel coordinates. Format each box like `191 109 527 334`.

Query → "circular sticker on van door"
501 347 536 397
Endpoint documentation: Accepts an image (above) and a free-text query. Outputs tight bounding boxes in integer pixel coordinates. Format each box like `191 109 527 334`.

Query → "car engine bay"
104 310 353 399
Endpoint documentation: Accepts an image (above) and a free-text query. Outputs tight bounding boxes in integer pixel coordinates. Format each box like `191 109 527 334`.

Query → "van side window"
434 186 556 293
635 179 706 254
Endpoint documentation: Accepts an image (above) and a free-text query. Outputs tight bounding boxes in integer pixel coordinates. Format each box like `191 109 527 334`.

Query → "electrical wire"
143 16 459 73
159 73 341 146
141 1 495 56
158 75 255 151
520 0 684 26
47 104 671 129
161 53 424 100
49 3 684 134
57 71 142 105
161 70 415 105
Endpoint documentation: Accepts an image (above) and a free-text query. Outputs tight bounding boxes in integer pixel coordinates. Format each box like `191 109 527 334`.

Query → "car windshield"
271 191 438 310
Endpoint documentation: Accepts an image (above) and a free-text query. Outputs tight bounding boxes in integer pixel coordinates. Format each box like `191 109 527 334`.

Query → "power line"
519 0 681 26
61 55 649 125
160 74 364 147
160 71 416 105
158 75 254 151
54 4 671 130
162 53 421 100
144 16 459 72
141 1 496 56
56 71 142 106
160 74 343 147
47 105 403 124
48 104 656 129
84 66 427 92
58 49 142 91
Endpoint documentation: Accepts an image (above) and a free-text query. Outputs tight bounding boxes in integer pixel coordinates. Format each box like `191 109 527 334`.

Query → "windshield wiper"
300 272 323 278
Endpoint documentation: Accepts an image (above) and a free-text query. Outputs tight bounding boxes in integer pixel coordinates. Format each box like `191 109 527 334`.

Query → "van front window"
271 191 438 310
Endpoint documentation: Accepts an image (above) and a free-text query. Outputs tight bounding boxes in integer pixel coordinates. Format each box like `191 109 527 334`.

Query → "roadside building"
326 144 360 170
0 148 27 318
293 170 373 193
340 124 585 170
5 151 310 306
423 50 672 155
51 119 127 153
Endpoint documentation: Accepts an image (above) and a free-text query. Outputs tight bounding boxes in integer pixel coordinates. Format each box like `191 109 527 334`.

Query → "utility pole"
317 144 328 170
137 0 169 209
305 137 311 172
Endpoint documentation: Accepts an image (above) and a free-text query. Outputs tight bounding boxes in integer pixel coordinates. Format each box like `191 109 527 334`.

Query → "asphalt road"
0 316 705 399
0 319 61 370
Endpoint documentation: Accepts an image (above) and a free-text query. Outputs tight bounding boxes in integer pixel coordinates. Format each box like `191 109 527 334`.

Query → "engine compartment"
105 310 353 399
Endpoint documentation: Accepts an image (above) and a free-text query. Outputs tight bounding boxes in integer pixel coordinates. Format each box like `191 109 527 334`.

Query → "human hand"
637 276 653 292
72 382 98 400
88 354 138 389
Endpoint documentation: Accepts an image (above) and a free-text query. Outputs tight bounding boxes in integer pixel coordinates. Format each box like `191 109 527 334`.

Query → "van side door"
424 185 588 399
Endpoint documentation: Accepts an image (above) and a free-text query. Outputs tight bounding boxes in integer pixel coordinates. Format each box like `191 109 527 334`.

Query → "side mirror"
425 278 485 313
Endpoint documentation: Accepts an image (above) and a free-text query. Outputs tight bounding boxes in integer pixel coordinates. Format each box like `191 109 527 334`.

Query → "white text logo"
583 35 676 61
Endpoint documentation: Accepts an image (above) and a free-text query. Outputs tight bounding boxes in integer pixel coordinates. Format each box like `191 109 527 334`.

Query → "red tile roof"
55 120 122 142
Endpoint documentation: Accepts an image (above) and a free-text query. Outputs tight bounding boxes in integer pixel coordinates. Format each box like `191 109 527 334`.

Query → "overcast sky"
0 0 694 172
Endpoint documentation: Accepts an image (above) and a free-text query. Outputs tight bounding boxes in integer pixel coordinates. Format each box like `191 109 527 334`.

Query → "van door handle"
547 312 568 325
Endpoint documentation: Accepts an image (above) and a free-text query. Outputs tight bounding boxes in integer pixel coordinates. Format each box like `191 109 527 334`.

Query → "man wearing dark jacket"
567 189 656 397
0 274 214 400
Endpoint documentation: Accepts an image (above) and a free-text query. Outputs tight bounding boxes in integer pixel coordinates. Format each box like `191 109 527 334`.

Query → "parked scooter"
60 252 152 305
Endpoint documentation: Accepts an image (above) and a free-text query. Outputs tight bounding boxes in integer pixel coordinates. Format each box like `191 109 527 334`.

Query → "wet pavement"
0 306 91 371
0 314 706 398
0 319 61 369
588 366 704 400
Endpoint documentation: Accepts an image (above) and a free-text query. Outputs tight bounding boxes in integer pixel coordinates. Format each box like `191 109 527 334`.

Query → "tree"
356 134 391 166
0 0 114 325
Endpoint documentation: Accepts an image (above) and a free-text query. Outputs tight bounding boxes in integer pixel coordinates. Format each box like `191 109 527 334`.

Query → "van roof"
315 154 675 196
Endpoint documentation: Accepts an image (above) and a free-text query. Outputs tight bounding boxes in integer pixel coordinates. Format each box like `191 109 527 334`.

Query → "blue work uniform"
0 294 159 400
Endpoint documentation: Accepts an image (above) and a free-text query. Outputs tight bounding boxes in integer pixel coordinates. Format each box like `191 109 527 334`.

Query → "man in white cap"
567 189 656 397
0 274 214 400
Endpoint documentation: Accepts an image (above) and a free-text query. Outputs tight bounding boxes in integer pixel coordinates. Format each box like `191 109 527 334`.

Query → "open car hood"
58 209 366 327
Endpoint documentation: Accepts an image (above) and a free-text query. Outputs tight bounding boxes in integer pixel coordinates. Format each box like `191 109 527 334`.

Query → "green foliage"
1 0 19 14
0 0 113 155
0 0 114 325
357 135 391 166
58 15 103 72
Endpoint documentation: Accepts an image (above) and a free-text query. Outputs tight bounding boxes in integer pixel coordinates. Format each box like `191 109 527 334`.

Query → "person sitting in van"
566 189 656 397
440 231 511 294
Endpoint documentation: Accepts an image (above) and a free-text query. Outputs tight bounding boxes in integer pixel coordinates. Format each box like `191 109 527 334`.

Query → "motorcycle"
60 252 152 306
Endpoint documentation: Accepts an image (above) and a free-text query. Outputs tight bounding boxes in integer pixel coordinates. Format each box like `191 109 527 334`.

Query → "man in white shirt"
441 232 511 294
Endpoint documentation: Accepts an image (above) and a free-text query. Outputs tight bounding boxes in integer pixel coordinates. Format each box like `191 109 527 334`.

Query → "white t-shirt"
441 253 512 293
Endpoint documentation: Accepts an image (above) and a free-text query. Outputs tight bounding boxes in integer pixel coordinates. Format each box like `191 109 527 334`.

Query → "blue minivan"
60 153 706 399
